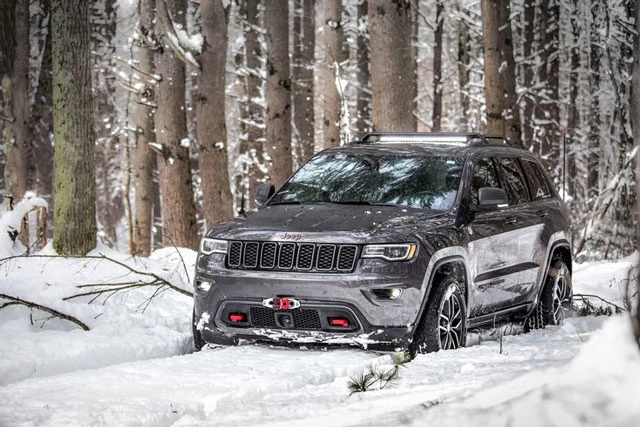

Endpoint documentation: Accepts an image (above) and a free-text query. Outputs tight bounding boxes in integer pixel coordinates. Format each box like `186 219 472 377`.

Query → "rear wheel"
526 257 572 331
410 276 467 357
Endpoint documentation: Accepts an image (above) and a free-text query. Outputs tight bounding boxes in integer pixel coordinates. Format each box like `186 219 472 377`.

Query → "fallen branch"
573 293 625 314
0 293 90 331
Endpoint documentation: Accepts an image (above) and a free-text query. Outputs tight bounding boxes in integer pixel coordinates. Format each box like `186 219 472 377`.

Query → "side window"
520 160 551 200
497 157 530 205
470 158 500 205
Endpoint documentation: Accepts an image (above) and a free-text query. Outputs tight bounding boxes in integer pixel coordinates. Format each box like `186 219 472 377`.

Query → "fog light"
370 287 403 300
195 280 214 292
329 317 350 328
229 313 247 323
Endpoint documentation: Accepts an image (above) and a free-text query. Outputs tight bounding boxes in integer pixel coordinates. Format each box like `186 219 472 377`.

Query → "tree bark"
52 0 97 255
197 0 234 228
368 0 416 132
457 4 471 130
498 0 521 146
154 0 198 249
355 0 371 137
321 0 345 149
293 0 315 161
481 0 503 136
132 0 156 256
432 0 444 132
588 0 601 198
264 0 292 188
521 0 536 149
5 0 30 202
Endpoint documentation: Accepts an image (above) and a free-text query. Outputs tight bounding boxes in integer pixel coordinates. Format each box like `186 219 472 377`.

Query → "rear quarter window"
520 160 551 200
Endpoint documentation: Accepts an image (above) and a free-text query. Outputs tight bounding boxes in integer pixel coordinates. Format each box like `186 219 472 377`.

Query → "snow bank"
0 194 47 258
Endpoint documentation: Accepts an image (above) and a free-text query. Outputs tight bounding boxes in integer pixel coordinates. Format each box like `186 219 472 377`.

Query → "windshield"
269 152 463 210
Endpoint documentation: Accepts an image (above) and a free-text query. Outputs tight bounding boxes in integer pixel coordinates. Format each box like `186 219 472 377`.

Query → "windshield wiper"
330 200 400 207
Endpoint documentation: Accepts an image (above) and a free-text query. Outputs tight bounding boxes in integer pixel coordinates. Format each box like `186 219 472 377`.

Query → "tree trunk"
132 0 156 256
355 0 371 137
368 0 416 132
632 0 640 347
31 0 54 208
244 0 265 208
52 0 97 255
321 0 345 149
588 0 601 198
521 0 536 149
293 0 315 161
197 0 234 228
457 4 471 130
566 0 581 198
5 0 30 202
154 0 198 249
498 0 521 146
432 0 444 132
481 0 503 135
264 0 292 188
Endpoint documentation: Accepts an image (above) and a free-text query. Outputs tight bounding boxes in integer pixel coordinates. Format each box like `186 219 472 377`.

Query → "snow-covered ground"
0 242 638 426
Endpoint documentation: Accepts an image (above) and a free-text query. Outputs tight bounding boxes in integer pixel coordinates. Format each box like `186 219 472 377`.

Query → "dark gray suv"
192 133 572 356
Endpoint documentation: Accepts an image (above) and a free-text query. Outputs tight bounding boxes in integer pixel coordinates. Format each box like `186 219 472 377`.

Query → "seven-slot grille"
227 241 359 273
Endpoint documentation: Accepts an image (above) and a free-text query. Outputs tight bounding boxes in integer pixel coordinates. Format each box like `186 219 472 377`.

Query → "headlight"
200 238 228 255
362 243 417 261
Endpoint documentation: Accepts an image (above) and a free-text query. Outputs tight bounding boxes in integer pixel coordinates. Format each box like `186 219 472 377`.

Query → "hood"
207 203 452 243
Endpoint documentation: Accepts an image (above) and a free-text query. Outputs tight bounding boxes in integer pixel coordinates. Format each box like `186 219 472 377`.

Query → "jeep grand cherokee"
192 133 572 356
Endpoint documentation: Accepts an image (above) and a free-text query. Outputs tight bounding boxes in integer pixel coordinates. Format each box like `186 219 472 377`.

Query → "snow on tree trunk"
154 0 198 249
293 0 315 164
633 0 640 347
5 0 30 203
368 0 416 132
197 0 233 229
264 0 292 188
321 0 345 149
132 0 156 257
51 0 97 255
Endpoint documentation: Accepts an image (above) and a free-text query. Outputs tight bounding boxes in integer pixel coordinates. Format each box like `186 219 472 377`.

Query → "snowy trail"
0 317 607 426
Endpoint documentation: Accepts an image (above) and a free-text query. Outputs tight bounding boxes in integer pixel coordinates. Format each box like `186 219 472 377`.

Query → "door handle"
536 210 549 217
505 216 517 225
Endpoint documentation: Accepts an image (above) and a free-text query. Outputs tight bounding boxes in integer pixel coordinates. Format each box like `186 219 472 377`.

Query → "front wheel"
410 276 467 357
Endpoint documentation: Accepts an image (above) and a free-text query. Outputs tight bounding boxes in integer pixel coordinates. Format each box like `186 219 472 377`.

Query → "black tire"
525 257 572 331
192 309 206 351
410 276 467 357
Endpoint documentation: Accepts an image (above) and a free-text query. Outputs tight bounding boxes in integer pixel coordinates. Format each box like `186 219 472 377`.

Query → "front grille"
249 306 322 329
226 241 359 273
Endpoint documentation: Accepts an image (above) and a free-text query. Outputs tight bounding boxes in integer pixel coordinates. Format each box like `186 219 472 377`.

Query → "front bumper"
193 252 430 350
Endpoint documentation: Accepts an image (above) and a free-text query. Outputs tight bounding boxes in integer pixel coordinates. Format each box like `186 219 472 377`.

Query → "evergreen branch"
573 293 625 313
0 293 90 331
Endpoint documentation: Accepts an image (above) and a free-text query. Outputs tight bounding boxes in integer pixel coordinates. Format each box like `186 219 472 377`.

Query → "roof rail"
357 132 511 147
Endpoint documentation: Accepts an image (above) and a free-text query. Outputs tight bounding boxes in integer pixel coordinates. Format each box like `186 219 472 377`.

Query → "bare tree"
52 0 97 255
481 0 503 136
368 0 415 132
264 0 292 188
4 0 30 202
321 0 345 149
132 0 156 256
498 0 521 146
432 0 444 131
355 0 371 137
293 0 315 163
197 0 234 228
154 0 198 249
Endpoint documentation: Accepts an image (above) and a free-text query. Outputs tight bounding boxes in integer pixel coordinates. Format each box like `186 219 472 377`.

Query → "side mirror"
477 187 509 210
255 183 275 206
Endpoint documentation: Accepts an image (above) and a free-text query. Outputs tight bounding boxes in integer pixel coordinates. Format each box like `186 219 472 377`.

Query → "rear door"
466 157 524 316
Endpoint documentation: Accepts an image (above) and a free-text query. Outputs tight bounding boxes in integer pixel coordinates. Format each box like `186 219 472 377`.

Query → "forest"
0 0 639 263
